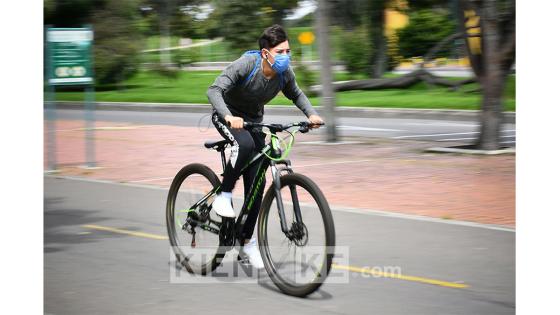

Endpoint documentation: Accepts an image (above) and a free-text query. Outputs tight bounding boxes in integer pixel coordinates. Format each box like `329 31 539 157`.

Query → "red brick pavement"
45 119 515 227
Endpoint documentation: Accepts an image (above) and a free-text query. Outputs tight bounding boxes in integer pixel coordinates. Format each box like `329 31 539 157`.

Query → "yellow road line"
82 224 168 240
331 263 468 289
81 224 469 289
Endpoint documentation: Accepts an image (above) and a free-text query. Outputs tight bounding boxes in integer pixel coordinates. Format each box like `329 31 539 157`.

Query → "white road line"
337 125 403 132
403 122 478 127
129 177 174 183
437 135 516 142
395 132 478 139
299 141 363 145
296 159 374 168
436 137 477 141
45 175 515 232
394 130 516 139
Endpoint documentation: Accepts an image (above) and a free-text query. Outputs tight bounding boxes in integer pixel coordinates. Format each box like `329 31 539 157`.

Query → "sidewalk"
44 119 515 227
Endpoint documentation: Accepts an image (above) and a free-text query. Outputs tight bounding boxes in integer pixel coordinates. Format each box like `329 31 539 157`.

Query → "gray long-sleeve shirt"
206 53 318 122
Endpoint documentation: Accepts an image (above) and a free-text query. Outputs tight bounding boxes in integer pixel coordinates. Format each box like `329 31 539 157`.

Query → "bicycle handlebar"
226 119 324 133
242 121 324 133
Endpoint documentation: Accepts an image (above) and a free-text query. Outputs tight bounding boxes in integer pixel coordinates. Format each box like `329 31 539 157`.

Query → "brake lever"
298 125 310 133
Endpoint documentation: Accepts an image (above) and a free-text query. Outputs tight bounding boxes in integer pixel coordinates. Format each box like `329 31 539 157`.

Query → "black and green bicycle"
166 121 336 297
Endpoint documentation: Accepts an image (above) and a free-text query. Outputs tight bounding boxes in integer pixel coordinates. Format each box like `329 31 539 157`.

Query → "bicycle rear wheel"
258 173 336 297
166 163 224 275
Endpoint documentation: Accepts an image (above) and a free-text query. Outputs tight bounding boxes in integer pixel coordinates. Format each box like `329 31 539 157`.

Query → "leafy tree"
45 0 145 85
44 0 97 27
218 0 272 52
338 27 372 77
330 0 369 31
199 3 223 39
205 0 300 52
266 0 300 26
170 7 197 38
145 0 201 64
397 9 455 58
91 0 145 84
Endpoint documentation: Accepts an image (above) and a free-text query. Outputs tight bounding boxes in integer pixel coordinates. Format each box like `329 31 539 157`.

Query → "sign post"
46 26 96 170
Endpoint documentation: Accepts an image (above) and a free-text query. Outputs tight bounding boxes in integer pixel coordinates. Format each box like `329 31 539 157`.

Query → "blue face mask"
264 49 291 74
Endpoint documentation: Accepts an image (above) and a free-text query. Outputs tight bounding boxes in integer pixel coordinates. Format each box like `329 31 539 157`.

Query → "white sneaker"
212 193 235 218
242 238 265 269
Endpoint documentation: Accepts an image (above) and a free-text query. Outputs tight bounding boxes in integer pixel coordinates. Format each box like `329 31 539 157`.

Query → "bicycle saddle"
204 139 231 151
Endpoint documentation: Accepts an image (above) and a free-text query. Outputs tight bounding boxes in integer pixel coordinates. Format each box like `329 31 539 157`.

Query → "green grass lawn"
54 70 515 111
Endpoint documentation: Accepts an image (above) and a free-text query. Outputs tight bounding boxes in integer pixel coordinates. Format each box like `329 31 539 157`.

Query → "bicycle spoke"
260 174 334 294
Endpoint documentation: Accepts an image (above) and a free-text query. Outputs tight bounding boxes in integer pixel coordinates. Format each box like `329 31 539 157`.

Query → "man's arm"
281 68 318 117
282 69 323 126
206 55 253 120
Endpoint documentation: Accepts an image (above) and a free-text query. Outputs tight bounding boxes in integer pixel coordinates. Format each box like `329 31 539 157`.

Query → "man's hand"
308 115 324 128
225 115 244 129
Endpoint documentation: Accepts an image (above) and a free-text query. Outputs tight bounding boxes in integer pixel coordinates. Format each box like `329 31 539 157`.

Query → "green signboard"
47 27 93 85
45 27 97 171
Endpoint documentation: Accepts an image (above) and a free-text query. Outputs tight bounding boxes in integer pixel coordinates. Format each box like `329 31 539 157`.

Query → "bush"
148 64 180 80
397 9 455 59
294 63 315 95
91 0 144 84
338 27 372 78
172 48 200 67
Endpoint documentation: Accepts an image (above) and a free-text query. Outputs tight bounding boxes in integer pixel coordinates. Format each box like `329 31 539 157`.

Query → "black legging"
212 113 266 241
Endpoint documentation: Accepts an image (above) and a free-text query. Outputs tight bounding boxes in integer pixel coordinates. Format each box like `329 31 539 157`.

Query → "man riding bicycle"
206 24 323 268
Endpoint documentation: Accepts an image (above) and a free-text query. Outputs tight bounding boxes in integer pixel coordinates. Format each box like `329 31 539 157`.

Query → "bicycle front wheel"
258 173 336 297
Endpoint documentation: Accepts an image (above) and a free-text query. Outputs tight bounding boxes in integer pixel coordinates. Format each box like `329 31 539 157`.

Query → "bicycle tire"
258 173 336 297
166 163 224 275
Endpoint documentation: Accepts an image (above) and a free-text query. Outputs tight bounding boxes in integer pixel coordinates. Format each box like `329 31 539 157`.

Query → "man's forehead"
272 40 290 50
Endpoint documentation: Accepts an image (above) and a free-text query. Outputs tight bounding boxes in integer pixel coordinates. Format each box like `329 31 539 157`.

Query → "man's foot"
212 193 235 218
241 238 265 269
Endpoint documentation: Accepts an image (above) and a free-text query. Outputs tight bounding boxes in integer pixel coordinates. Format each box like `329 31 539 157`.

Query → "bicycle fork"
271 161 304 235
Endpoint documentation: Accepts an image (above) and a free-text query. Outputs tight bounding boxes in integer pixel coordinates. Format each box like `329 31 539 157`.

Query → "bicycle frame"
232 130 303 244
187 126 306 246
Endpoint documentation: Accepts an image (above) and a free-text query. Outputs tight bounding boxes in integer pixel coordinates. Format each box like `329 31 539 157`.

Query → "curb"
53 101 516 123
425 146 516 155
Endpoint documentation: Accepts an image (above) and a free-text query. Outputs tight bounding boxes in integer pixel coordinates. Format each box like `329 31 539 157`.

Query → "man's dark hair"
258 24 289 50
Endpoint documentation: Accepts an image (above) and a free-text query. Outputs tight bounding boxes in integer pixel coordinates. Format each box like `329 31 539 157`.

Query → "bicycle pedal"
237 254 250 265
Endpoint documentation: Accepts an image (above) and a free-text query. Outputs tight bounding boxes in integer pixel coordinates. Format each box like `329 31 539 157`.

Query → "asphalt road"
44 176 515 314
54 109 516 146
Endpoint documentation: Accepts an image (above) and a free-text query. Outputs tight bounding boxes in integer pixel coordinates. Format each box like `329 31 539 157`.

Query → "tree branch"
420 33 463 68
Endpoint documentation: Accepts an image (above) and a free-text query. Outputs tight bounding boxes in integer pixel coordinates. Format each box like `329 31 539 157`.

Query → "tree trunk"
159 1 172 66
457 0 515 150
478 80 505 150
370 1 386 78
316 0 338 142
476 0 506 150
